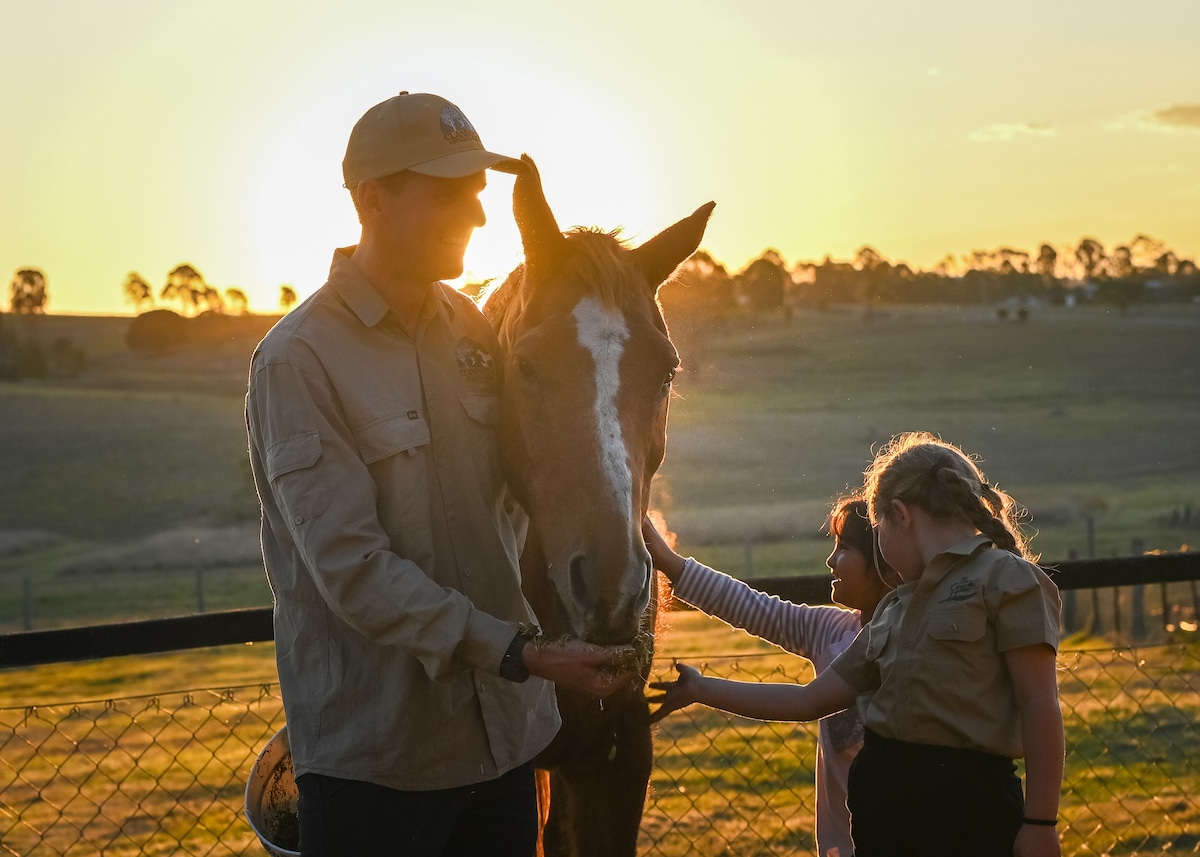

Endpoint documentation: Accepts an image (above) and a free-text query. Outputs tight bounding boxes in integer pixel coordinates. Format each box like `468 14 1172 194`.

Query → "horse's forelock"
563 229 642 310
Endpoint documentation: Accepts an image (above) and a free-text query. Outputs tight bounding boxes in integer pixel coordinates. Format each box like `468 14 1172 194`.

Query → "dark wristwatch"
499 630 536 682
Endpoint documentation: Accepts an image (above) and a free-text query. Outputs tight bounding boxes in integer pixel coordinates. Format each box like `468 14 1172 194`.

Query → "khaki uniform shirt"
831 535 1060 758
246 248 559 791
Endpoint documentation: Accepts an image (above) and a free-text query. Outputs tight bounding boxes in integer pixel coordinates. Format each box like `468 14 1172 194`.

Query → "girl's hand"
1014 822 1061 857
641 517 686 583
647 662 704 723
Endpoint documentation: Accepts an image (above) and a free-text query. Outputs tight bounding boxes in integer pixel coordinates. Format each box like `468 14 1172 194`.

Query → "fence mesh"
2 644 1198 856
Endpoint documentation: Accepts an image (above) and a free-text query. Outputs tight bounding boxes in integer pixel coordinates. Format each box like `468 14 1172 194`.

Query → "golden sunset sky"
4 0 1198 316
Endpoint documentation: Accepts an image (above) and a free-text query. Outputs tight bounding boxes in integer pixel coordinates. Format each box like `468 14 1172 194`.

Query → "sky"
3 0 1198 316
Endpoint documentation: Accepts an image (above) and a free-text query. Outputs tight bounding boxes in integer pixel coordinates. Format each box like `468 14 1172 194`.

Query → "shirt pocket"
353 413 433 535
459 393 504 492
864 623 890 662
926 606 990 683
266 430 331 523
354 412 431 464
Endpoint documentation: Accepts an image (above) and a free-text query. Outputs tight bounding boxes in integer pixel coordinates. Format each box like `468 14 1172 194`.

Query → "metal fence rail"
2 643 1199 856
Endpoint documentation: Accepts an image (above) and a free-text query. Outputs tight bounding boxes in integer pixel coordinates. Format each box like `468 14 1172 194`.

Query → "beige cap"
342 91 521 188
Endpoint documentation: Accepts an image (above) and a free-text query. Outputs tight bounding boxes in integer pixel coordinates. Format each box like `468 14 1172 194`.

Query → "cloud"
968 122 1056 143
1151 104 1200 131
1106 104 1200 134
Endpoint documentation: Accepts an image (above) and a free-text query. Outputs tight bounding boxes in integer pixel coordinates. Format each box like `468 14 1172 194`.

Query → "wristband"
499 630 536 683
1022 817 1058 827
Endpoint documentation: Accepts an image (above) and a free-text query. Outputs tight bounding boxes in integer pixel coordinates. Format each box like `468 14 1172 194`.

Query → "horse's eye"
517 357 536 380
661 368 677 392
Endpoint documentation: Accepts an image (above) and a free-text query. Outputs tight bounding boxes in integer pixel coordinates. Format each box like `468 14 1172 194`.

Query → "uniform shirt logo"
440 106 481 145
456 337 496 383
940 575 978 602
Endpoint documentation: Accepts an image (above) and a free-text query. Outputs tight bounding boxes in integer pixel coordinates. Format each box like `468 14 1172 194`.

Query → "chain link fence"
3 642 1198 856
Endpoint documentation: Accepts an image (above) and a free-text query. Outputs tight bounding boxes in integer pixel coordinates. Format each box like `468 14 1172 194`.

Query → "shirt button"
293 515 303 524
463 567 471 577
479 682 486 692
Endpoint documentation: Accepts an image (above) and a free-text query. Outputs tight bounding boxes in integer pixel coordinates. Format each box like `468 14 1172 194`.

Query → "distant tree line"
657 234 1198 326
651 234 1198 377
1 269 86 380
122 264 297 316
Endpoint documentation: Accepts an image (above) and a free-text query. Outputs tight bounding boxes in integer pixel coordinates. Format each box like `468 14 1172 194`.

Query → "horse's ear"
513 155 569 269
630 201 716 292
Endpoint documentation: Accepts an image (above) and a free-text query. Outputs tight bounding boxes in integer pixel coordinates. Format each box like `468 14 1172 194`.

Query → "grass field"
1 302 1198 633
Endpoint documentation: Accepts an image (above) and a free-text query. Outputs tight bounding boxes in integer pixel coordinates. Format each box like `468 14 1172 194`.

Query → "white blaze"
572 297 633 522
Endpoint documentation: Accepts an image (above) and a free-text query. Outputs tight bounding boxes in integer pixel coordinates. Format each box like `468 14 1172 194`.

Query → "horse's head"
487 156 713 645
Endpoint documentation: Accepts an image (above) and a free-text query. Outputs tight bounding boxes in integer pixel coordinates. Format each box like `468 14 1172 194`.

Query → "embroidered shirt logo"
456 337 496 383
940 576 978 603
440 106 481 145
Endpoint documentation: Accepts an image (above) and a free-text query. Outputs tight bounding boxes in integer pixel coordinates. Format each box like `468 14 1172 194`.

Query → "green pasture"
0 303 1198 633
658 303 1200 574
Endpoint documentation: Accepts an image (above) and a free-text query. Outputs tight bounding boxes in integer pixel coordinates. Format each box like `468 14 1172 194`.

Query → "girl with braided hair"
649 432 1063 857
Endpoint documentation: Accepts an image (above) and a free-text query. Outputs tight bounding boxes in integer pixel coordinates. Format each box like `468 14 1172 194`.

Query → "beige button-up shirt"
246 248 559 791
831 535 1060 759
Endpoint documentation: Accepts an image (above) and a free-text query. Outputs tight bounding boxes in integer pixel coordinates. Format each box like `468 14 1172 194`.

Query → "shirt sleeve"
988 554 1063 653
247 356 514 681
674 558 855 659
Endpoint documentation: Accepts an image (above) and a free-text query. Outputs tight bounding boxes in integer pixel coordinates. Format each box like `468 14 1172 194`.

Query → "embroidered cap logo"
440 106 481 145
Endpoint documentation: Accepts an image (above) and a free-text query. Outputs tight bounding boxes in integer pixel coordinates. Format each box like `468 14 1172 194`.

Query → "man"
246 91 634 856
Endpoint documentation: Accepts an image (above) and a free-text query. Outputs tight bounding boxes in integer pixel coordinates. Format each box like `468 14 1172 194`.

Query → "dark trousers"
296 762 537 857
846 729 1024 857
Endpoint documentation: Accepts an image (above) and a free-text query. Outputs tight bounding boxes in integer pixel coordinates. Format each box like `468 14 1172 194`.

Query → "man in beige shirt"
246 91 634 856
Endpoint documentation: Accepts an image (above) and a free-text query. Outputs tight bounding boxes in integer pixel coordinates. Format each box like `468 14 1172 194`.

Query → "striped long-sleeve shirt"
673 558 864 857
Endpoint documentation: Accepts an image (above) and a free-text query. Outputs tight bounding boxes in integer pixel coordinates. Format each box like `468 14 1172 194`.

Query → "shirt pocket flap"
864 623 890 660
354 413 431 465
266 431 322 481
929 608 987 642
460 393 501 426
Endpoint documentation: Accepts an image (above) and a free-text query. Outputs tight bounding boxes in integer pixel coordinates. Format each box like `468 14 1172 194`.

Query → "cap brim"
407 149 524 178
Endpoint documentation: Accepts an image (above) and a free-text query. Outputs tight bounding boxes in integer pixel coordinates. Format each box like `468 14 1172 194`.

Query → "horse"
483 155 714 857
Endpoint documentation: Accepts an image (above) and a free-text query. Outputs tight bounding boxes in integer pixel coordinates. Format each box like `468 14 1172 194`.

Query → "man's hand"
523 638 640 698
646 662 705 723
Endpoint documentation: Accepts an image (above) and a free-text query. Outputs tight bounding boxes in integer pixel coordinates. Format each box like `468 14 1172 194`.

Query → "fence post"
1062 550 1078 634
196 568 206 614
22 576 32 632
1131 539 1146 641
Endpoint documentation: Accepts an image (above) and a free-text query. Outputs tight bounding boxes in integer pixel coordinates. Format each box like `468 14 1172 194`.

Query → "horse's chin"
552 592 649 646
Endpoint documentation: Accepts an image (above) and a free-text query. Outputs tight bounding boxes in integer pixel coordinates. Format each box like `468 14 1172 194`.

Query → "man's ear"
354 180 379 216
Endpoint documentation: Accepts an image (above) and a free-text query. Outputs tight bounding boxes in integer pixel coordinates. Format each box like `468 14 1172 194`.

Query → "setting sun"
3 0 1198 315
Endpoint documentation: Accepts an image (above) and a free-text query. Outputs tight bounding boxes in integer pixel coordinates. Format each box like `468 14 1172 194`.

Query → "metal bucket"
245 725 301 857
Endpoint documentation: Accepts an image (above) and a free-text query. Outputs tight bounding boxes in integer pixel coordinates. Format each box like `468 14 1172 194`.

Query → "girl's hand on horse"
641 517 685 583
525 638 640 698
647 662 704 723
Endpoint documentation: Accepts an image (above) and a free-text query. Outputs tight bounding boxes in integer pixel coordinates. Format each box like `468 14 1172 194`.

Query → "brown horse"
484 156 713 857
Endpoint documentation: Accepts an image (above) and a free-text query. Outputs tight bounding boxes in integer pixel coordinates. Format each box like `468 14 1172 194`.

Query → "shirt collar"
919 533 994 587
327 246 456 328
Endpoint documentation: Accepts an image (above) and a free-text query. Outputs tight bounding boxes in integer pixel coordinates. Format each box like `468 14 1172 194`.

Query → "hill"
0 303 1197 627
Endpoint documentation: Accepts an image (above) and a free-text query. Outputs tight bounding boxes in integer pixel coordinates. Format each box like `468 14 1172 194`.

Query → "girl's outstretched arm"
1006 642 1064 857
648 661 857 724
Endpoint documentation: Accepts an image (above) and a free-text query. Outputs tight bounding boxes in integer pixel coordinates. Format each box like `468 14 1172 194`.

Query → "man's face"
374 171 488 284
